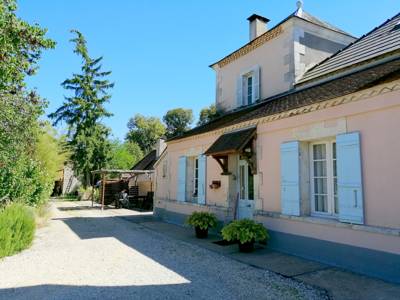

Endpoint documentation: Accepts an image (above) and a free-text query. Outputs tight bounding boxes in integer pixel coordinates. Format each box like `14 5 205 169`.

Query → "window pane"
193 158 199 196
247 76 253 104
314 161 327 177
315 195 328 212
313 144 326 160
240 165 245 199
314 178 327 194
248 166 254 200
332 142 337 159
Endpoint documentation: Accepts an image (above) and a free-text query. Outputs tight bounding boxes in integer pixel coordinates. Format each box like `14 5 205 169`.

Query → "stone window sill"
255 210 400 237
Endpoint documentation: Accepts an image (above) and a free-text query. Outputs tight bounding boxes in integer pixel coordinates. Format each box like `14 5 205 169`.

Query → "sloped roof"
169 58 400 142
204 127 256 156
131 150 157 171
298 12 400 84
295 10 352 37
210 8 352 68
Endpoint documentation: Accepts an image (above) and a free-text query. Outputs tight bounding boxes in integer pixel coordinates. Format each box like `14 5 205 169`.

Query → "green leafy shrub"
0 203 36 258
186 212 218 230
221 219 269 244
0 154 53 207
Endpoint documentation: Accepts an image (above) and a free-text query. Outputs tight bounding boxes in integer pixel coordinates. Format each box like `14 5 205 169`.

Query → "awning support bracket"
212 155 230 175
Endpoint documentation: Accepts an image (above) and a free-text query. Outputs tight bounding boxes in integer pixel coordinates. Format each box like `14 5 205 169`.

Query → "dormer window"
236 65 260 108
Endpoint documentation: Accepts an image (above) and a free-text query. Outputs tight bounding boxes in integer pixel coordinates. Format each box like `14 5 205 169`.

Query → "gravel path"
0 201 327 300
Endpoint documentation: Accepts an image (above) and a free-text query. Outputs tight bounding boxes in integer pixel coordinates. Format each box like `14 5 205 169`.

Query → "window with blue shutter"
280 141 300 216
336 132 364 224
177 156 187 202
197 155 207 205
236 65 261 108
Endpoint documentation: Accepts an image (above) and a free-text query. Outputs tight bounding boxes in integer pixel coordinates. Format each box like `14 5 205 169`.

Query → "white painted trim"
309 139 338 218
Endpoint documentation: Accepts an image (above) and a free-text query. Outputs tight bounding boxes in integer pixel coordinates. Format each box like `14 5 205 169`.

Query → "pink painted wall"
155 134 229 208
154 85 400 252
254 88 400 230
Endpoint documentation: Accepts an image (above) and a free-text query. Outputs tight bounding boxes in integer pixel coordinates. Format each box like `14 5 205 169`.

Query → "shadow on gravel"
57 206 99 211
0 283 191 299
0 215 327 299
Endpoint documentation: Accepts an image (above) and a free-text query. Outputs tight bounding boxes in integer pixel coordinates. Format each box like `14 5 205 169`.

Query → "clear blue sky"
19 0 400 140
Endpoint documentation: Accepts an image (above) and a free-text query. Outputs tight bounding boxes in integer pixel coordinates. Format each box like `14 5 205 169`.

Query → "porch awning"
204 127 256 156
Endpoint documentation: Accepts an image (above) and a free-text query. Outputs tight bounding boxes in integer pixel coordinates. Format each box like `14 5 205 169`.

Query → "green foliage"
163 108 193 138
198 104 220 126
0 0 55 92
0 1 55 207
49 30 113 187
0 203 36 258
125 141 144 162
0 93 53 207
35 123 70 181
108 140 143 170
221 219 269 244
186 212 218 230
126 114 165 153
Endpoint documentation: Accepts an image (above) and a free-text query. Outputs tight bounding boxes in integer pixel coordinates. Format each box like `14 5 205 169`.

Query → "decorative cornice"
169 80 400 144
214 26 284 69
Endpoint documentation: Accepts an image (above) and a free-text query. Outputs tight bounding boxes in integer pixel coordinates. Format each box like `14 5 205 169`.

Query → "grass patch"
52 195 79 201
0 203 36 259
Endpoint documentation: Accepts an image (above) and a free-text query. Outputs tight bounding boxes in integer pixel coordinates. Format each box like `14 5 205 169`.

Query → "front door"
238 160 254 219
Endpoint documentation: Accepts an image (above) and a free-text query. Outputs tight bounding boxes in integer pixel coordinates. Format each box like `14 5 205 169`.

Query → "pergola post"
101 173 105 211
91 173 94 208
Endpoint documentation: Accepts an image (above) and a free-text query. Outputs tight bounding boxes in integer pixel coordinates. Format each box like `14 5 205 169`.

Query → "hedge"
0 203 36 258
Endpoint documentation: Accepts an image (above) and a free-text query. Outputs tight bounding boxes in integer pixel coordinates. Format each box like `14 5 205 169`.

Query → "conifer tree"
49 30 114 187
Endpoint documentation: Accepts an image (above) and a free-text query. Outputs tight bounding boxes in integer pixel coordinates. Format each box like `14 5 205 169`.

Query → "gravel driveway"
0 201 326 300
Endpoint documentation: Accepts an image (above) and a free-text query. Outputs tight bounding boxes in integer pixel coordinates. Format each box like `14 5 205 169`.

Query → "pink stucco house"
154 3 400 283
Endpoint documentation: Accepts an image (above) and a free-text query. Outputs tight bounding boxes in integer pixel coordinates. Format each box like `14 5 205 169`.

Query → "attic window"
391 21 400 32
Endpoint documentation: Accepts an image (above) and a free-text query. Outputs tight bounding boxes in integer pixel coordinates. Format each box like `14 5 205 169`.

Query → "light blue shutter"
252 66 260 102
337 132 364 224
236 75 243 107
280 141 300 216
197 155 207 205
177 156 187 202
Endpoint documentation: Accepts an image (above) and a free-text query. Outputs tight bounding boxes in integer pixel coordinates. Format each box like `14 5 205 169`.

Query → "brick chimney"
247 14 270 41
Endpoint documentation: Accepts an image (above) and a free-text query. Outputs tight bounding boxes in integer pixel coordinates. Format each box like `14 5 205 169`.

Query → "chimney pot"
247 14 270 41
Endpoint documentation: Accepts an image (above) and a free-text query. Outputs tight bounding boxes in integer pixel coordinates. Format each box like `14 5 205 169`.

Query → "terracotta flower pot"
238 241 255 252
195 227 208 239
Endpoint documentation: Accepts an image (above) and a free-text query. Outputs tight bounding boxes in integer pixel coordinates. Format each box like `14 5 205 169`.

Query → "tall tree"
163 108 193 138
108 140 143 170
49 30 113 187
126 114 165 154
0 0 55 92
0 0 55 206
198 104 220 126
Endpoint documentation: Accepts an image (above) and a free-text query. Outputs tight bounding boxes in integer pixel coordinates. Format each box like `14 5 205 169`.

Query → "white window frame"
238 159 254 201
309 139 338 218
242 72 254 106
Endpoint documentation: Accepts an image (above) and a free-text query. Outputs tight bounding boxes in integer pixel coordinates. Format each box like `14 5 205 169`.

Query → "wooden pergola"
91 169 154 210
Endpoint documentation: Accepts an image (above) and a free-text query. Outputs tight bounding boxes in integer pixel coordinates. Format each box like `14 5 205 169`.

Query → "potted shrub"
186 212 218 239
221 219 269 252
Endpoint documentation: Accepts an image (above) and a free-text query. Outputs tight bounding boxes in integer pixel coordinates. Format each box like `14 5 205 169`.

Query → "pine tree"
49 30 114 187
